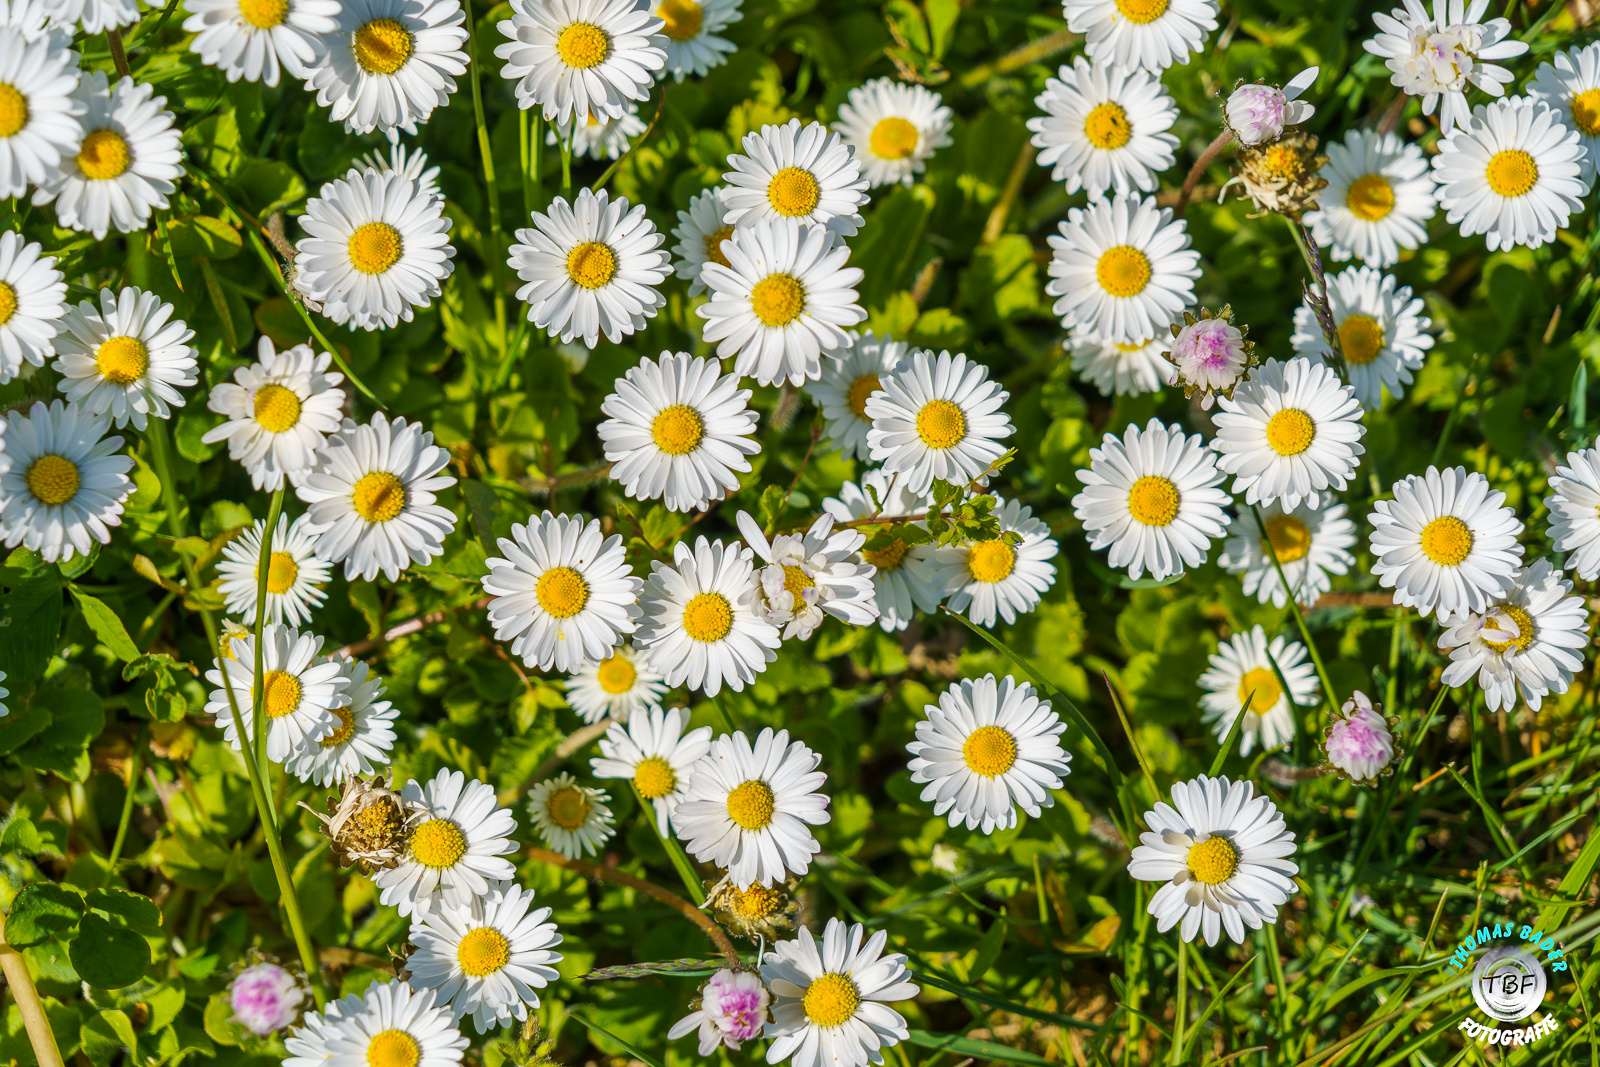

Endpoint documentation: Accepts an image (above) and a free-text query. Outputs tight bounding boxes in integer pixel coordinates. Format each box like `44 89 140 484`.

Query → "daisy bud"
1224 67 1319 146
1162 306 1257 409
667 969 771 1055
229 962 306 1036
1322 691 1399 784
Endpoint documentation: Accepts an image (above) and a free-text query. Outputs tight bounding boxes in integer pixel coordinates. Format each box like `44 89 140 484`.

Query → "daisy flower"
527 773 615 858
1529 43 1600 179
934 496 1058 627
204 624 351 764
1303 129 1436 267
546 102 648 160
495 0 666 124
1198 626 1318 756
652 0 738 81
406 883 563 1035
820 469 943 632
1368 465 1524 619
1027 57 1178 198
38 0 137 33
0 28 84 199
864 348 1014 496
216 513 334 627
1364 0 1526 135
0 232 67 382
51 286 197 430
721 118 870 237
761 919 919 1067
507 187 669 348
696 218 866 387
33 73 183 239
1438 559 1589 713
833 77 953 188
1061 0 1218 74
674 727 829 888
1225 67 1319 146
1218 499 1357 609
1069 330 1169 397
481 511 643 673
1071 419 1230 583
295 412 459 583
564 644 669 724
284 656 400 786
292 166 456 331
1434 96 1589 252
1210 357 1366 510
283 981 466 1067
201 337 348 491
1128 775 1300 946
182 0 340 86
736 510 878 640
597 350 759 513
669 186 735 296
305 0 469 138
1290 265 1433 411
806 331 908 462
361 142 442 200
906 674 1070 834
1045 193 1201 346
591 705 714 834
374 769 519 918
668 968 769 1055
0 0 59 39
0 399 133 563
1546 448 1600 581
634 537 782 696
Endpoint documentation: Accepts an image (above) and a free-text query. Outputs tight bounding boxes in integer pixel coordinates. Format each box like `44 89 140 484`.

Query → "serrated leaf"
68 589 139 662
69 913 150 989
5 882 84 946
86 888 163 932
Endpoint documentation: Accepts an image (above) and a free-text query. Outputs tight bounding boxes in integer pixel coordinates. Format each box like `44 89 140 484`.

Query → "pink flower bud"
668 968 771 1055
1224 67 1319 146
1164 314 1252 407
1323 691 1397 784
229 962 305 1035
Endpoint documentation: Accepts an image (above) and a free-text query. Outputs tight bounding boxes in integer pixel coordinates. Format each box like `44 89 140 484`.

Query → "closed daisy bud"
230 961 307 1035
1224 67 1318 147
667 968 769 1055
1161 306 1256 409
1321 691 1399 785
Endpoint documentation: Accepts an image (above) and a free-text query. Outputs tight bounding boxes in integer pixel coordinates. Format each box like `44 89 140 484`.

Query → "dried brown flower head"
1223 131 1329 218
302 772 427 873
706 876 799 943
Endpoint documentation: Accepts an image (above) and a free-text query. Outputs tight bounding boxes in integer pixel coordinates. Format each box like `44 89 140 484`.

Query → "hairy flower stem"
0 911 65 1067
251 487 286 786
1175 130 1233 217
1286 216 1350 384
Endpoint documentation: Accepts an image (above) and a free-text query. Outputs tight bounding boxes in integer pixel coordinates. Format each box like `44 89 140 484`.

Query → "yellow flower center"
1084 102 1132 150
1338 313 1384 365
351 471 407 523
77 129 131 181
657 0 702 41
557 22 610 68
650 404 704 455
347 221 404 275
1236 667 1282 712
319 705 356 747
1261 143 1304 179
565 241 617 288
862 537 908 572
365 1029 420 1067
1572 89 1600 137
1344 173 1394 221
0 84 27 139
1095 245 1151 298
846 373 881 417
781 564 814 609
802 973 861 1028
353 18 414 75
703 224 734 268
1481 604 1536 654
536 565 589 618
683 592 733 642
266 551 298 594
238 0 289 29
634 756 677 799
961 724 1017 777
546 786 590 830
1114 0 1169 21
967 539 1016 583
257 670 302 719
595 653 637 693
26 455 80 506
1185 835 1238 885
727 882 782 920
1419 515 1473 566
94 335 148 385
869 117 920 160
1263 514 1311 563
726 779 775 830
1484 150 1539 198
1265 408 1316 456
767 166 821 217
915 398 966 449
750 274 805 327
409 818 467 868
253 383 303 433
0 282 16 325
456 927 512 977
1127 475 1179 526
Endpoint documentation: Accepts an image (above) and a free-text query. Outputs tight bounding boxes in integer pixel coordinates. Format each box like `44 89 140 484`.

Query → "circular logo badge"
1472 946 1547 1022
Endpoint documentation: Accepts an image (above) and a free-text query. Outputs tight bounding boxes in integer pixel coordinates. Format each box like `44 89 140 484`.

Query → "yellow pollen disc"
26 454 80 506
683 592 733 642
1572 89 1600 137
94 335 148 385
409 818 467 868
1344 173 1394 221
353 18 414 75
1186 836 1238 885
1485 149 1538 197
1262 143 1302 179
1482 604 1536 654
657 0 702 41
1236 667 1282 712
1096 245 1151 298
967 539 1016 583
77 129 131 181
253 383 303 433
750 273 806 327
238 0 289 29
1263 515 1311 563
915 398 966 449
962 724 1017 777
595 653 637 694
557 22 610 68
319 705 356 747
0 282 16 326
456 927 511 977
546 786 590 830
1084 102 1132 150
1419 515 1473 566
703 224 734 268
1127 475 1179 527
802 973 861 1028
729 883 782 920
347 221 404 275
862 537 908 571
565 241 617 288
781 564 814 609
634 756 677 799
846 373 881 417
1265 408 1316 456
266 551 299 595
536 565 590 619
650 404 705 455
767 166 821 217
0 84 27 139
351 471 407 523
258 670 303 719
1114 0 1169 22
869 117 920 160
726 779 776 830
1115 340 1150 353
365 1029 420 1067
1338 314 1384 365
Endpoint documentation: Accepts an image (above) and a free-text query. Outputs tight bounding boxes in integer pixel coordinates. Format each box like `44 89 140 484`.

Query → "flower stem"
632 783 705 904
0 911 65 1067
1175 130 1232 217
1252 504 1340 717
250 487 286 787
462 0 509 355
105 29 131 78
100 724 147 888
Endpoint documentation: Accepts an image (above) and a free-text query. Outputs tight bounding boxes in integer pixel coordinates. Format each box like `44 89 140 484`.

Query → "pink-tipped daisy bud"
229 961 306 1035
667 968 771 1055
1162 306 1257 409
1322 691 1399 784
1224 67 1319 146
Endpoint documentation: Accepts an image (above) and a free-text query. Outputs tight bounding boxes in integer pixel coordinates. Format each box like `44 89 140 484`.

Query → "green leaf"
68 589 139 662
461 480 502 555
0 548 63 684
68 913 151 989
80 1009 138 1066
567 1010 668 1067
85 888 163 932
904 1030 1054 1066
5 882 85 946
202 991 246 1047
57 543 100 581
757 484 788 531
166 215 243 260
23 675 105 782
